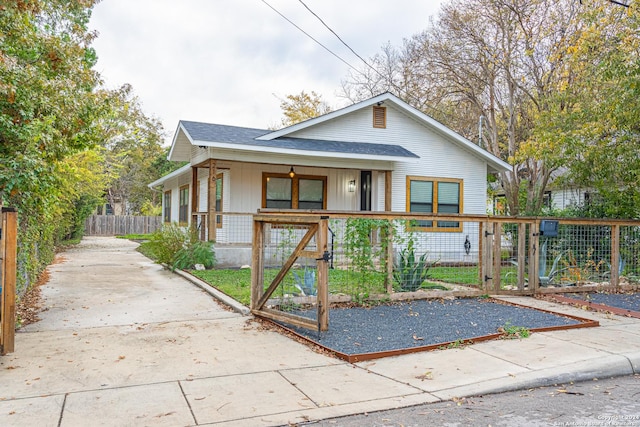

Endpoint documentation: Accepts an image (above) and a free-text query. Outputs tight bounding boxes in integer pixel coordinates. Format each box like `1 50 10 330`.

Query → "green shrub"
146 223 186 265
174 240 216 270
145 223 215 270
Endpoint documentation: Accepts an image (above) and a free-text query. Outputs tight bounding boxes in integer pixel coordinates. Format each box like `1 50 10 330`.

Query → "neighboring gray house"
149 92 511 266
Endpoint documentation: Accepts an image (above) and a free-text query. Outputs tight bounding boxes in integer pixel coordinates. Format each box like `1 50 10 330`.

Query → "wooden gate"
250 214 330 331
1 208 17 355
481 219 540 295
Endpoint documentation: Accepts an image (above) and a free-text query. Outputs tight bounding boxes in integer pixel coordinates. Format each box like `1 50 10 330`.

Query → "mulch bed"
548 292 640 318
271 297 595 362
563 292 640 312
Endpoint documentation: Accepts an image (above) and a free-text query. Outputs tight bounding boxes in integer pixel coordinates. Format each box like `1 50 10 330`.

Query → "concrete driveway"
0 237 426 427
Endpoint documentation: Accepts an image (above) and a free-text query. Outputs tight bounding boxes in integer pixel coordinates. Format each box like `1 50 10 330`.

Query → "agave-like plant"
393 243 434 292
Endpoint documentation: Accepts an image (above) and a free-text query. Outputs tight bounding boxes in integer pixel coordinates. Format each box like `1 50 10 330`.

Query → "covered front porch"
186 157 395 267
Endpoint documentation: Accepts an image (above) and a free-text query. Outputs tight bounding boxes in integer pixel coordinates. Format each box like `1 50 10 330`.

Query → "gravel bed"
564 292 640 312
280 298 581 355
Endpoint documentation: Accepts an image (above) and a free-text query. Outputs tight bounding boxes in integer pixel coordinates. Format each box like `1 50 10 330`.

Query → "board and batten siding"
193 162 361 213
167 163 362 244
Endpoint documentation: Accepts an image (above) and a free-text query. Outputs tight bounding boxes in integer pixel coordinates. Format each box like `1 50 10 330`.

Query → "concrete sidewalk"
1 237 639 427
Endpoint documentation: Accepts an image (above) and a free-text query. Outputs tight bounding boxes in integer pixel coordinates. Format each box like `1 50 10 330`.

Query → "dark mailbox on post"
539 220 559 237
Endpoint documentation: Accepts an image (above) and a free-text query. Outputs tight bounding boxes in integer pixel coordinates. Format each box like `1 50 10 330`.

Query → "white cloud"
89 0 443 142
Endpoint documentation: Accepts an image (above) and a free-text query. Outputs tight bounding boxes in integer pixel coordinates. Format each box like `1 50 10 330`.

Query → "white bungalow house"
149 93 511 267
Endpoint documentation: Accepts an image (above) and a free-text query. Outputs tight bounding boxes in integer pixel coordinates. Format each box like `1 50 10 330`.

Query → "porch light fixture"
348 179 356 192
289 166 295 178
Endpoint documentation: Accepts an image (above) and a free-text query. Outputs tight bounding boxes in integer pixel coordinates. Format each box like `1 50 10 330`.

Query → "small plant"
393 240 437 292
498 322 530 339
439 339 468 350
292 267 317 296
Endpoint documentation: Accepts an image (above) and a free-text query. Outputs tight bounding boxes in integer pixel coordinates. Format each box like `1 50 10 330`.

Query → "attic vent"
373 106 386 128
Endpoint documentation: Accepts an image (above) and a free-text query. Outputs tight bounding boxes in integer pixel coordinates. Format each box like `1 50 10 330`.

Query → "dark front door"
360 171 372 211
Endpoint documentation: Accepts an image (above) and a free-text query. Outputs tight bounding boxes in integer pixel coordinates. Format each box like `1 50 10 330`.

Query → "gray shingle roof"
180 121 419 158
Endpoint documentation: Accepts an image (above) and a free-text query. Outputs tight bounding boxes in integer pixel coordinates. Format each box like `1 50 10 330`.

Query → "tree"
0 0 106 292
98 84 167 215
530 3 640 218
342 0 582 215
275 90 332 128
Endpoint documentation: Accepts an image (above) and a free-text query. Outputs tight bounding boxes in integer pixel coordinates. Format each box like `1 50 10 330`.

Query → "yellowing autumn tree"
276 90 332 128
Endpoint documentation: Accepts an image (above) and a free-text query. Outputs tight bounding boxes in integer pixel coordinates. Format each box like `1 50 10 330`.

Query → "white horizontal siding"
551 188 587 210
293 105 489 215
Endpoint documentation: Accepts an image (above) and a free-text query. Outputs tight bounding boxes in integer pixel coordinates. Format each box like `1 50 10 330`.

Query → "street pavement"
1 236 639 426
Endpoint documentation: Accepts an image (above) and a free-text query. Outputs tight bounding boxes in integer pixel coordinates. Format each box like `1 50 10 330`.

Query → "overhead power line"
297 0 378 74
259 0 360 73
261 0 450 121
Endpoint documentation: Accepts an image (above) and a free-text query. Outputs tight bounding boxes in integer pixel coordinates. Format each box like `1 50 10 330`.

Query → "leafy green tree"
531 3 640 218
98 84 167 215
0 0 103 200
342 0 582 215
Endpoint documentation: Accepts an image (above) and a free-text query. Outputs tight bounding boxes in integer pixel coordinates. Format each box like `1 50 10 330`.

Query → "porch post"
207 159 217 242
384 170 392 211
384 170 394 292
191 166 198 224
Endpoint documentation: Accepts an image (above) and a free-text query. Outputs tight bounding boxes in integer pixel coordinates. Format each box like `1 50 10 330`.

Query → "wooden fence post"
611 224 620 289
1 208 17 355
481 221 494 293
492 222 502 293
517 222 527 291
529 220 540 292
478 221 484 286
250 218 264 311
317 217 329 331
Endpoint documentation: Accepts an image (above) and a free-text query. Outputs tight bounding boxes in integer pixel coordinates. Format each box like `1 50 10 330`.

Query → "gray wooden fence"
84 215 163 236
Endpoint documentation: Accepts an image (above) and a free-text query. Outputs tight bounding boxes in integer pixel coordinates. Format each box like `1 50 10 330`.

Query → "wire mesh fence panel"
324 217 484 302
498 222 530 291
542 222 612 287
247 213 640 322
621 225 640 284
264 224 318 313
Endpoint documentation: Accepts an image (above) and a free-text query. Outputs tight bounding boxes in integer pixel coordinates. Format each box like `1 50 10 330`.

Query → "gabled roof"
181 121 419 158
166 92 511 173
258 92 511 173
168 120 419 163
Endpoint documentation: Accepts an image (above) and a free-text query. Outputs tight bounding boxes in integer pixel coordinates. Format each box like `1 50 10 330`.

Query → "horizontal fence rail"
84 215 162 236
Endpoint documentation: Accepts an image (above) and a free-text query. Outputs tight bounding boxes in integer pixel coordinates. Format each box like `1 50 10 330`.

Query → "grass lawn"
188 266 484 306
190 269 253 305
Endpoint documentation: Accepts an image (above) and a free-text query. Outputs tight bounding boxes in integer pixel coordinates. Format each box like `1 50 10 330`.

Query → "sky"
89 0 444 143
